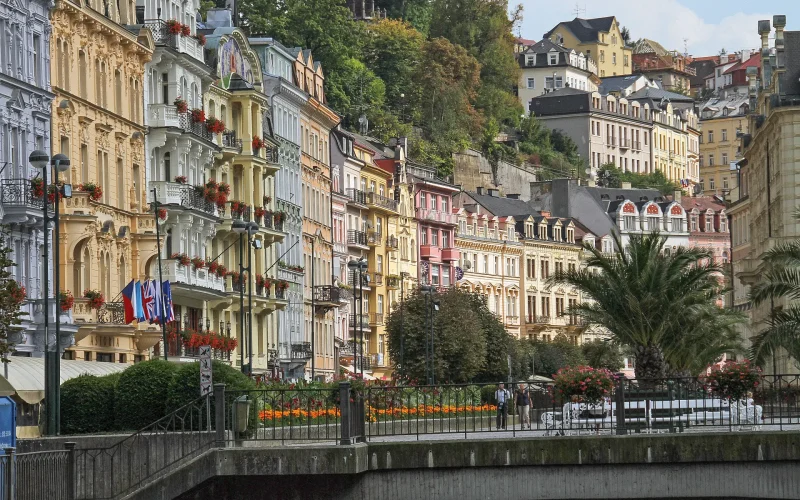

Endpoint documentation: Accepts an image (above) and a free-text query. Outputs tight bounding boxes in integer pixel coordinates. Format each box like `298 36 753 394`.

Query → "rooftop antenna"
683 38 689 57
573 3 586 18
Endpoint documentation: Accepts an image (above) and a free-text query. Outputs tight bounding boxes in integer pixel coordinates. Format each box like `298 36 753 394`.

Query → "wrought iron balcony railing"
345 188 367 205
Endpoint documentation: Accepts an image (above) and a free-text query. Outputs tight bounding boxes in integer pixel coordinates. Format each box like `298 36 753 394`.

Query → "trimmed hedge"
166 360 256 412
114 359 178 430
60 373 120 434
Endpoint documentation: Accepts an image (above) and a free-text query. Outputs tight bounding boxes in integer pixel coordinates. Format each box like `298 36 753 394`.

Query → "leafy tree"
550 232 743 378
532 335 585 377
595 162 679 195
375 0 433 35
620 26 631 45
596 162 622 187
328 58 387 131
0 230 26 358
581 340 624 371
386 287 512 383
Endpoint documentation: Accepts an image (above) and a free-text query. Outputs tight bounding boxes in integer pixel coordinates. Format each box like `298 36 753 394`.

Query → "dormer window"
549 53 558 65
525 55 534 66
567 228 574 243
508 227 514 240
539 224 547 239
554 227 562 241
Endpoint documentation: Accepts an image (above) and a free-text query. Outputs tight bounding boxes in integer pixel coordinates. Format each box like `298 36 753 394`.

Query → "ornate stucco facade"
50 0 158 362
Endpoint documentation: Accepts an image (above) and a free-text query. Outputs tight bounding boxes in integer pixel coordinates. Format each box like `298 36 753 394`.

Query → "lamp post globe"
29 150 49 170
232 219 248 234
51 153 70 172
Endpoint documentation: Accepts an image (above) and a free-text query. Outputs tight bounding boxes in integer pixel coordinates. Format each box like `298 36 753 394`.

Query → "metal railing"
290 342 312 360
96 302 126 325
180 186 217 215
367 192 398 212
347 230 367 246
313 285 341 303
0 179 46 212
177 110 214 142
220 130 242 153
367 230 382 246
345 188 367 205
3 447 74 500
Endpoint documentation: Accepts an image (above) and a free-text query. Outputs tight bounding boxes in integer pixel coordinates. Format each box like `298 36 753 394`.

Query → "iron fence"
1 447 74 500
72 394 213 499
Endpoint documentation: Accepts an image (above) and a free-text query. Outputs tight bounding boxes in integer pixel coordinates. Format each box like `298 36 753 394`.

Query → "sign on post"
199 345 213 396
0 397 15 449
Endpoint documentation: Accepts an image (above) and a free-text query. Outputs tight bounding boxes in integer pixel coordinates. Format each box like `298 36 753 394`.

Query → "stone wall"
453 149 540 201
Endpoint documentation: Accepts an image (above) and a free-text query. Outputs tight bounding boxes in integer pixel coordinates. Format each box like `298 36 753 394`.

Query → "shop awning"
0 357 131 404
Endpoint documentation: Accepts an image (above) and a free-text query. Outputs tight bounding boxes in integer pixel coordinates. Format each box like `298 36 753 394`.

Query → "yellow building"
50 0 159 362
543 16 632 77
293 49 341 381
650 102 692 184
698 94 750 196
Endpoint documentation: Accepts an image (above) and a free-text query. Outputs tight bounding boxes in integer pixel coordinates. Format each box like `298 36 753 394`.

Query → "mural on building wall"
218 36 254 89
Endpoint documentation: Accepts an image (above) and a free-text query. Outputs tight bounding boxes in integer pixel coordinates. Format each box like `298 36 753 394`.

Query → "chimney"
540 210 551 218
476 187 484 195
621 182 632 189
206 8 233 28
506 193 520 200
487 189 499 197
774 15 786 69
673 189 682 203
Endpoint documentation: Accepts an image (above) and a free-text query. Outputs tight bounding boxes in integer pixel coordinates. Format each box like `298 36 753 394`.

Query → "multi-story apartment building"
517 39 599 110
529 89 653 177
698 93 750 196
680 196 730 301
294 48 340 381
0 0 68 356
453 189 524 338
543 16 632 77
704 52 750 93
631 39 696 92
51 0 157 362
736 15 800 374
252 36 308 379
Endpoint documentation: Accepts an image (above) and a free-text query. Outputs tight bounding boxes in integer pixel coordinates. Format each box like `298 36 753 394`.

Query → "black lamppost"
233 220 258 375
398 271 410 376
419 284 440 386
310 229 323 381
347 258 368 377
30 150 71 436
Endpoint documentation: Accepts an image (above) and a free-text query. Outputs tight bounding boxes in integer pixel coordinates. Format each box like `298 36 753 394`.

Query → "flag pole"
152 188 168 361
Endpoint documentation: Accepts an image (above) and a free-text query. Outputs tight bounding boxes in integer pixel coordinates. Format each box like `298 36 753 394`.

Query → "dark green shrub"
60 373 120 434
166 360 255 411
114 359 178 430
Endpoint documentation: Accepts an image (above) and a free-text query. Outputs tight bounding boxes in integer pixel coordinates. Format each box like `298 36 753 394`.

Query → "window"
691 215 698 231
549 53 557 65
705 215 713 231
555 76 563 88
624 215 637 230
442 231 450 248
624 55 629 66
720 216 727 233
671 218 682 232
440 197 448 213
699 155 704 167
723 177 729 189
526 77 535 89
545 77 554 89
647 217 659 231
709 178 716 190
722 129 728 141
708 131 714 143
97 353 113 362
78 51 88 98
708 154 714 166
612 53 617 65
556 297 565 316
431 229 439 246
540 297 550 317
33 35 41 85
722 153 728 165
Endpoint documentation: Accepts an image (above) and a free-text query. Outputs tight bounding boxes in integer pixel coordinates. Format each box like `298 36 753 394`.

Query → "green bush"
60 373 120 434
166 360 255 411
114 359 178 430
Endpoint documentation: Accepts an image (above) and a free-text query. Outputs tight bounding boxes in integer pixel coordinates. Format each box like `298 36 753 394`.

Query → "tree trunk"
633 345 666 381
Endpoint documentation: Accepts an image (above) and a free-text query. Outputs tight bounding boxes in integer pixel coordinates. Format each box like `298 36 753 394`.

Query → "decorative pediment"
6 90 25 110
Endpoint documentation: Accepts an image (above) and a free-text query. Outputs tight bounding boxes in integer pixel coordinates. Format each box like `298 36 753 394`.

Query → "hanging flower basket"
31 178 45 198
78 183 103 201
83 289 105 310
59 291 74 312
218 182 231 196
173 98 188 113
252 136 264 152
170 252 191 266
174 175 188 184
9 282 26 306
166 20 182 35
206 117 225 134
191 257 206 270
190 108 206 123
194 33 206 46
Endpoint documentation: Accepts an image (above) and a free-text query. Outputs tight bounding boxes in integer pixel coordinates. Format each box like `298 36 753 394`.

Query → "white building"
518 39 599 110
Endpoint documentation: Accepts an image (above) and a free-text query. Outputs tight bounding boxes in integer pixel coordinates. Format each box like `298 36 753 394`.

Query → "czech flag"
122 280 137 324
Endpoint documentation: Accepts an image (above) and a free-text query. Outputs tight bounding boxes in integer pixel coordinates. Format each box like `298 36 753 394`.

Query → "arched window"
73 241 91 292
163 152 171 181
78 50 88 98
104 252 112 297
191 82 199 108
95 59 103 106
118 255 127 293
56 40 64 88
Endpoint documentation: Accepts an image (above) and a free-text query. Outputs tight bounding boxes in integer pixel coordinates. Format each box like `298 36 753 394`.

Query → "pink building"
681 196 730 306
411 165 460 286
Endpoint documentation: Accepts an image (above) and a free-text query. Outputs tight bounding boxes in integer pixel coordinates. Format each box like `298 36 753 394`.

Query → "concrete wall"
452 149 540 201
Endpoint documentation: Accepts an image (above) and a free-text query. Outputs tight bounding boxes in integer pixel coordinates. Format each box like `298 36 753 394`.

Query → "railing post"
339 382 352 445
214 383 226 447
4 447 14 500
64 442 76 500
615 378 626 435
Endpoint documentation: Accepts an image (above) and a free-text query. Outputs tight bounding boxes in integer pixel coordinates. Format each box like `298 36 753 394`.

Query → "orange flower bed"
259 404 497 423
260 408 340 421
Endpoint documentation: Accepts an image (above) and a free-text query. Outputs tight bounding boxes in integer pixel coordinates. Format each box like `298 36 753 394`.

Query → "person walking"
515 383 531 430
495 383 509 430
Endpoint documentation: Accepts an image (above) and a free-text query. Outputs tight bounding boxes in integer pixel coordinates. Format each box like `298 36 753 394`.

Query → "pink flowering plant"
553 365 615 404
704 360 762 401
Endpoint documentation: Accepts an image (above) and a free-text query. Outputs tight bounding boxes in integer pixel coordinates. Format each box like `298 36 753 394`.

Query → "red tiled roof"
723 53 761 75
678 196 725 212
516 37 536 45
691 55 721 63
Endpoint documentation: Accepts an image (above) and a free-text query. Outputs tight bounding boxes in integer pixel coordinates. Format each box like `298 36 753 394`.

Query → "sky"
517 0 800 57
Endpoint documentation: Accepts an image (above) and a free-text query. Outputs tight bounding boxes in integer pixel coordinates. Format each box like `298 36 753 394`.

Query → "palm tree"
748 236 800 367
549 232 743 379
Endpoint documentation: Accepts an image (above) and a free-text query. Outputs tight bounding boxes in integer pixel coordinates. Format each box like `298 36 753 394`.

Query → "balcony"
177 111 215 143
345 188 368 207
347 229 368 249
632 141 642 151
367 230 382 246
349 314 371 331
366 191 398 213
386 276 400 289
144 19 205 62
386 235 399 250
369 312 384 326
313 285 341 307
607 137 617 147
150 181 219 219
163 259 226 296
148 104 181 128
415 207 455 225
72 300 128 326
290 342 313 360
619 138 631 149
370 353 387 368
505 316 520 326
536 316 551 324
372 273 383 287
164 340 233 363
0 179 50 225
420 244 442 261
347 271 371 290
220 130 243 155
441 247 460 262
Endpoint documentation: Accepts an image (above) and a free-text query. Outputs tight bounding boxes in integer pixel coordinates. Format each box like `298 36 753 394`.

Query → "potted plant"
255 274 266 294
157 208 168 223
230 201 248 218
252 136 264 153
207 260 219 274
191 256 206 270
263 195 271 205
274 211 286 224
180 24 191 37
174 175 188 184
194 33 206 46
173 97 188 113
78 182 103 201
216 264 227 278
83 289 105 310
254 206 266 224
190 108 205 123
206 117 225 134
705 360 762 402
553 366 615 406
170 252 191 267
59 290 74 312
166 19 182 35
31 178 45 198
227 270 241 283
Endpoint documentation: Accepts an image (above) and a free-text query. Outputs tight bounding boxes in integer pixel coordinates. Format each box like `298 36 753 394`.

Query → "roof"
632 38 671 56
584 186 664 215
679 196 725 212
698 93 750 119
525 38 572 55
626 86 695 103
691 55 721 63
723 52 761 75
0 357 130 404
534 87 591 97
543 16 616 44
516 37 536 45
599 74 648 94
465 191 538 218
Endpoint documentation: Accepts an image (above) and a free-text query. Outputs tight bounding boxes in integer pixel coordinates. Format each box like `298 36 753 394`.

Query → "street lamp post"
233 220 257 375
347 258 368 377
398 271 409 377
30 151 71 436
310 229 323 381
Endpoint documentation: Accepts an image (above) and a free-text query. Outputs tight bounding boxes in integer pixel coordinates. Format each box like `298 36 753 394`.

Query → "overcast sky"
517 0 800 57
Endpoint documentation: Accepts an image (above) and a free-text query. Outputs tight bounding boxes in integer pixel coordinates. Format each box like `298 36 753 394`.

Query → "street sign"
0 397 16 449
199 345 213 396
